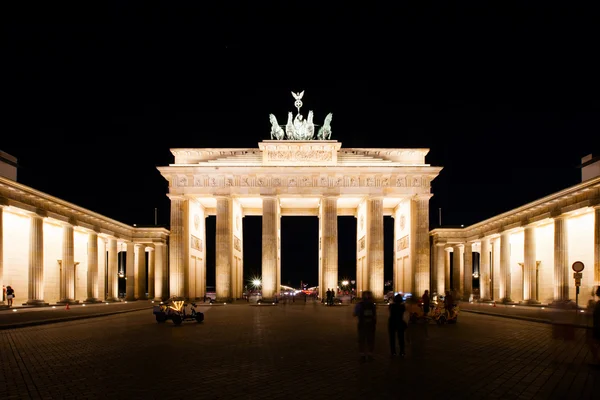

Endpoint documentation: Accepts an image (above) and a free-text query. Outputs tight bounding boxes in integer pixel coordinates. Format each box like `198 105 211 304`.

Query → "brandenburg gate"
157 92 442 301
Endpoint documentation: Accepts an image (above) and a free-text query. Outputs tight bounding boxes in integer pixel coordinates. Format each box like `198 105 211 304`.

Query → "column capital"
167 194 186 201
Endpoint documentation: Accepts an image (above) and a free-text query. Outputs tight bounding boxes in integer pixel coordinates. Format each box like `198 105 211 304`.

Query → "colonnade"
0 206 168 306
431 206 600 306
168 193 432 302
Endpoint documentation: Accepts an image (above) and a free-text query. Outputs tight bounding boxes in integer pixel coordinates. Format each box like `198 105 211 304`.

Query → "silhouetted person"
388 294 407 357
6 285 14 307
422 290 431 316
353 290 377 362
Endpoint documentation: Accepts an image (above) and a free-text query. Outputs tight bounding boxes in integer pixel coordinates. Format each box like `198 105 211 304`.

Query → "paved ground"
0 300 598 399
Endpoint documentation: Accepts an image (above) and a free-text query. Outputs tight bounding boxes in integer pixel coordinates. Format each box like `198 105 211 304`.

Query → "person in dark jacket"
388 294 407 357
589 286 600 366
353 290 377 362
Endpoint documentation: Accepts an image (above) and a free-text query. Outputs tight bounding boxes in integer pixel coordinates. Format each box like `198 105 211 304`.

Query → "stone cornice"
430 176 600 243
159 171 441 190
0 176 169 242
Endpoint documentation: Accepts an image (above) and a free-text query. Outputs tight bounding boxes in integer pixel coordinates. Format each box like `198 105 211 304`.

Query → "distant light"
461 224 464 228
82 304 86 307
541 307 545 310
512 305 515 307
105 302 109 305
133 224 137 227
580 310 585 313
12 309 17 312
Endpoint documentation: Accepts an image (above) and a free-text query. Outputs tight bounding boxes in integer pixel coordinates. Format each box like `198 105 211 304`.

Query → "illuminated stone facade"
157 140 442 301
431 175 600 307
0 176 169 307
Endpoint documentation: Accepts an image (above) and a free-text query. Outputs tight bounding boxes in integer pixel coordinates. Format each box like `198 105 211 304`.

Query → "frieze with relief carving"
397 235 409 251
234 236 241 251
191 235 203 251
358 236 366 251
174 173 433 188
267 150 332 162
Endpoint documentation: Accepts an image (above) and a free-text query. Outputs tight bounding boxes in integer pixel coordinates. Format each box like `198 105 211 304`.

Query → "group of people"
353 290 409 361
324 288 336 306
2 285 15 307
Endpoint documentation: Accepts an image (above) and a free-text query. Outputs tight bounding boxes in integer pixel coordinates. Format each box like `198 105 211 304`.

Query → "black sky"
2 2 599 288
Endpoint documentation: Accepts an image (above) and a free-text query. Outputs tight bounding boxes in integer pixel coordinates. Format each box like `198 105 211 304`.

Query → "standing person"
2 285 6 303
444 290 454 316
353 290 377 362
422 290 431 316
6 286 15 307
325 288 331 305
388 294 407 357
589 286 600 367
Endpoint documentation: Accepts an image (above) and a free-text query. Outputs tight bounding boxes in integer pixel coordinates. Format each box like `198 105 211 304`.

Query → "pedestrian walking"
589 286 600 367
353 290 377 362
388 294 407 357
6 285 15 307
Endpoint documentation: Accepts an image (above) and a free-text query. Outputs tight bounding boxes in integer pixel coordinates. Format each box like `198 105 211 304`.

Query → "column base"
56 299 80 305
84 298 102 304
25 300 49 306
500 297 513 304
125 296 136 301
479 298 493 303
520 299 541 305
103 297 120 303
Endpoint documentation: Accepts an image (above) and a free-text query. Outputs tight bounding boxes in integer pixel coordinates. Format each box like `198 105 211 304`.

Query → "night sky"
3 3 599 288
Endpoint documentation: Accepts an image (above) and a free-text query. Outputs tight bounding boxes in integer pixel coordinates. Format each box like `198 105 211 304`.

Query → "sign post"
572 261 585 313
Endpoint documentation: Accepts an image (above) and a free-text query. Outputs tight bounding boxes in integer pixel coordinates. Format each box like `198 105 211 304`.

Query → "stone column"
148 246 155 300
553 216 569 301
85 232 99 302
262 196 278 301
463 243 473 301
500 231 512 302
169 196 185 298
125 242 135 301
452 245 462 298
435 242 445 296
321 196 338 296
523 225 538 303
0 207 3 304
27 213 46 305
594 207 600 285
367 197 384 300
136 244 147 300
106 237 119 301
445 247 451 292
59 223 76 303
413 196 431 297
480 238 491 301
154 243 166 300
216 196 233 302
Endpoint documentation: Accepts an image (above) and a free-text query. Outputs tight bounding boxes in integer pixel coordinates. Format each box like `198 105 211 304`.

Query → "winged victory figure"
269 114 285 140
317 113 333 140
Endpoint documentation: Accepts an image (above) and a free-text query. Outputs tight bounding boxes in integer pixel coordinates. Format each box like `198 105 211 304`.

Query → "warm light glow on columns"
452 245 462 298
262 196 279 300
594 207 600 285
85 231 99 302
135 244 147 299
444 247 451 292
147 246 155 300
321 196 338 296
367 197 384 299
553 216 569 300
168 196 185 297
125 242 135 301
435 242 445 296
0 207 3 304
59 223 75 303
480 238 491 301
154 243 166 300
27 213 45 305
107 238 119 301
216 196 233 301
413 196 431 297
463 243 473 301
499 231 512 302
523 225 537 303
